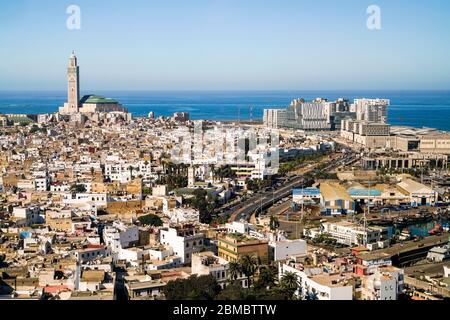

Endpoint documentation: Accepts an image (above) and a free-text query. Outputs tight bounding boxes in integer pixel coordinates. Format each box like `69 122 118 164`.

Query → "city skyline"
1 0 450 91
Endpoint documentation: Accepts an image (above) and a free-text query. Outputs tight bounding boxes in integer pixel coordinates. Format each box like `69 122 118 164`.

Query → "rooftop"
320 182 352 201
80 95 119 105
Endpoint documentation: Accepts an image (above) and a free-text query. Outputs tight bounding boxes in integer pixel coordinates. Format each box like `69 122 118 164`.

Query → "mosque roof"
80 95 118 105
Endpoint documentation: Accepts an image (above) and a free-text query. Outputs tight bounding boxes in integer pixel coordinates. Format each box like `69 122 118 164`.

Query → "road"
227 152 359 223
404 260 450 275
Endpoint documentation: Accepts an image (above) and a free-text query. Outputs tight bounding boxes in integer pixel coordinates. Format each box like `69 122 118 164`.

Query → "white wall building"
321 221 381 246
160 226 205 265
225 221 253 235
269 239 307 262
279 264 354 300
103 222 139 254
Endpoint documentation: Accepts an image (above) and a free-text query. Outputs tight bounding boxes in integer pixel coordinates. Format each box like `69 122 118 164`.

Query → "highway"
227 151 359 223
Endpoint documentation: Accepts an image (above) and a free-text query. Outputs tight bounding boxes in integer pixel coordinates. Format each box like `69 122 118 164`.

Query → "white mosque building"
59 52 130 120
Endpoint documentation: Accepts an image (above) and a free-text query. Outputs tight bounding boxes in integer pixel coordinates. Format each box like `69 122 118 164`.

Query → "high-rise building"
264 98 338 131
263 109 287 128
354 99 390 123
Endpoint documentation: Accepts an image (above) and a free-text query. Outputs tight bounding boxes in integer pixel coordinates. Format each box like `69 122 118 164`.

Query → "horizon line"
1 89 450 93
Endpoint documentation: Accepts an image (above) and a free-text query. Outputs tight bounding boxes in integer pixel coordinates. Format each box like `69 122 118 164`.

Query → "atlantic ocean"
0 90 450 131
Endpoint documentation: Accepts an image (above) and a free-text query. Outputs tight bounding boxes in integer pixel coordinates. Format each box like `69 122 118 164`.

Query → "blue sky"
1 0 450 90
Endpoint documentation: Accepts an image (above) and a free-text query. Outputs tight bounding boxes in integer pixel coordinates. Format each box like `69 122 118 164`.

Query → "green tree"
253 266 276 290
216 281 252 300
138 214 163 227
239 255 258 289
70 184 86 193
279 271 300 300
228 261 242 283
269 216 280 231
163 275 221 300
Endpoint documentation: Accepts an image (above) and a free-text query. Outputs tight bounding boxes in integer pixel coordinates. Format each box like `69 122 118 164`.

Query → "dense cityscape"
0 53 449 301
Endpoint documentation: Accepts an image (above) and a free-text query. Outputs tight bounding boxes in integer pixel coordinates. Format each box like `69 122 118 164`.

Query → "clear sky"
1 0 450 91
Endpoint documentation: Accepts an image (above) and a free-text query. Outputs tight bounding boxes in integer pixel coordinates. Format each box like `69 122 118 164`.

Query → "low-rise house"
73 245 111 263
160 225 205 265
218 233 269 264
103 222 139 255
279 263 355 300
269 239 307 262
12 207 40 227
361 271 399 300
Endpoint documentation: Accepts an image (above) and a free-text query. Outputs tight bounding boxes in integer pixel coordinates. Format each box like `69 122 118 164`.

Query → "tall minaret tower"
67 51 80 114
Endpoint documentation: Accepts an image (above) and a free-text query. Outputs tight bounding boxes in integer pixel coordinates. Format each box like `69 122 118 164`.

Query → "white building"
167 208 200 224
50 182 71 193
73 245 111 263
17 179 35 190
160 226 205 265
269 239 307 262
279 264 354 300
263 109 287 128
12 207 40 227
34 176 50 192
444 266 450 278
321 221 381 246
63 193 108 207
427 243 450 262
103 222 139 254
225 221 253 235
354 99 390 123
397 178 438 207
191 251 249 289
362 272 397 300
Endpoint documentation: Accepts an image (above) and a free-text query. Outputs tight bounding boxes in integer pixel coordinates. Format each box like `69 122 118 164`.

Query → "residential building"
218 233 268 264
159 225 205 265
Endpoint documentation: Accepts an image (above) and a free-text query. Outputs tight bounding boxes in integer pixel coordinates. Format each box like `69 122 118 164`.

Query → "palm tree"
305 289 318 300
255 266 276 290
228 261 241 283
280 271 300 300
239 255 258 289
269 216 280 231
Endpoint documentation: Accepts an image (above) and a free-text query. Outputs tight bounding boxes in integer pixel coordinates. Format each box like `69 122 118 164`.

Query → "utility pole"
364 180 371 239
